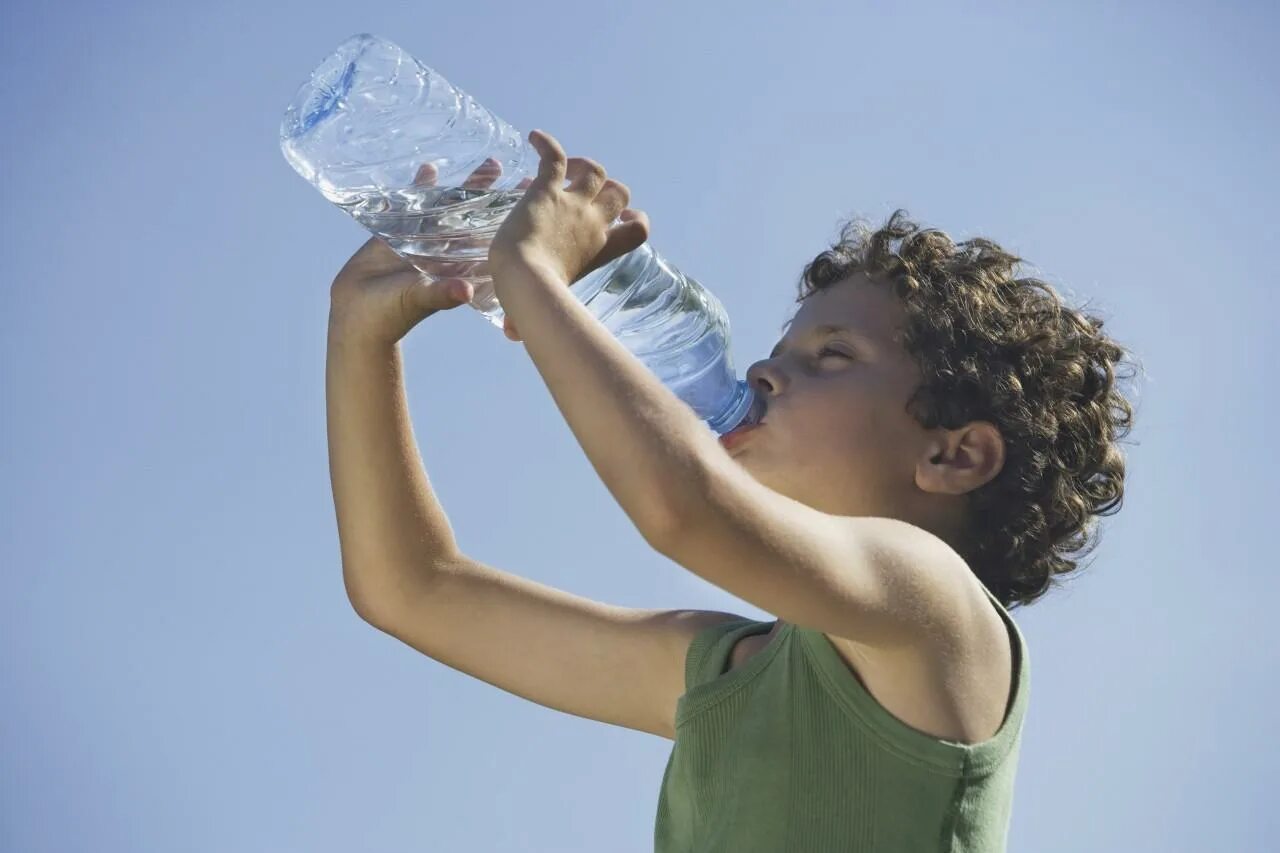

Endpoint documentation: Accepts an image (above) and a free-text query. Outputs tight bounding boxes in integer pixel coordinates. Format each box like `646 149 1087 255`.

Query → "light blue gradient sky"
4 1 1276 850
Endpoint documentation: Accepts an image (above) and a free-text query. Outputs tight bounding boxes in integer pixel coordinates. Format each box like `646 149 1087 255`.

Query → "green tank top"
654 582 1029 852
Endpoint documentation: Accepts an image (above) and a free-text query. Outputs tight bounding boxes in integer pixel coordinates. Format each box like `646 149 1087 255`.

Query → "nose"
746 356 785 402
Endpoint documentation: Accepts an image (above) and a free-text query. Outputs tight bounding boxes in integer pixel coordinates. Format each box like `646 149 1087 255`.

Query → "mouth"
718 398 768 450
719 398 767 446
719 422 761 450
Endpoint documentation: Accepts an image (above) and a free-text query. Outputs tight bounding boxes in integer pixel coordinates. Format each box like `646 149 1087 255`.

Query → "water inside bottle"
331 177 756 436
336 184 528 319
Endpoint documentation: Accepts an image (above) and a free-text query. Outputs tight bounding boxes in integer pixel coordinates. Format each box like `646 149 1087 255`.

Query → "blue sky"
3 1 1276 850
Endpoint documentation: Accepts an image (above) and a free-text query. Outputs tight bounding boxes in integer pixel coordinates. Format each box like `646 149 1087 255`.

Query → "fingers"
530 130 625 215
414 158 521 192
462 157 502 190
429 130 640 288
595 178 630 221
599 210 650 264
618 208 648 228
564 156 607 196
529 129 567 187
413 162 437 187
419 278 473 312
484 131 620 208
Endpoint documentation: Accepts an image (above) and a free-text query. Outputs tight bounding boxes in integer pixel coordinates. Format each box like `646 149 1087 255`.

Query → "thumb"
596 211 650 268
413 278 473 315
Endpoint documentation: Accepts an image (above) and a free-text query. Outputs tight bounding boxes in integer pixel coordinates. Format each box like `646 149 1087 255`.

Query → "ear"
915 421 1005 495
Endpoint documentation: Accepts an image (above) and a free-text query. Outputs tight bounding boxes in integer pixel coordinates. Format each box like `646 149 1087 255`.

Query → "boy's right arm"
326 327 746 739
366 554 746 739
325 326 464 613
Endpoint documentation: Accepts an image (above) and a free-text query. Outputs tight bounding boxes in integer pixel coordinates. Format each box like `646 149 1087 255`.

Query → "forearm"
493 262 722 546
326 321 461 617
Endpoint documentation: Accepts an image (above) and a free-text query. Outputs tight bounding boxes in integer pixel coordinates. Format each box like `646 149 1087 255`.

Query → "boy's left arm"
492 258 721 545
490 131 973 650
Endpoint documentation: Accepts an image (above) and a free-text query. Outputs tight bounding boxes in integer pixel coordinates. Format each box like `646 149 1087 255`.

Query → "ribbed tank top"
653 582 1029 852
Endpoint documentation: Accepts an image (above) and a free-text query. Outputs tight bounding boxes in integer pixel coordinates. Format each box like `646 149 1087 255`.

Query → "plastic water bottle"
280 33 758 436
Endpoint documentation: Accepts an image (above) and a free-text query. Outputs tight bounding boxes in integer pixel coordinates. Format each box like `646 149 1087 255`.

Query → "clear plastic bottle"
280 33 757 435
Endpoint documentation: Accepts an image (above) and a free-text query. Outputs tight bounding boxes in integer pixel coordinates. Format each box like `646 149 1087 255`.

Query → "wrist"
491 248 566 294
327 313 400 357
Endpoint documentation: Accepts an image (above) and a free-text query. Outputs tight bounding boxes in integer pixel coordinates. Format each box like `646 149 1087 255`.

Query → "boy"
326 130 1138 851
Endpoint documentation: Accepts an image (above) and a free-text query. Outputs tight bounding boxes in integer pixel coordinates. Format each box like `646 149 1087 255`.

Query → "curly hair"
793 209 1142 610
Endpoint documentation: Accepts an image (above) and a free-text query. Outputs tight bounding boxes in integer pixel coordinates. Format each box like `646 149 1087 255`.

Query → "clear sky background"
3 1 1276 850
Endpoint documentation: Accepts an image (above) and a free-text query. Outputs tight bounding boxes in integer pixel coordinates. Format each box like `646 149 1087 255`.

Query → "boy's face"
733 274 940 520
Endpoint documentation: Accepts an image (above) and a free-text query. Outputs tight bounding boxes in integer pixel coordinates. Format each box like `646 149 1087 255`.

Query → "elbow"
640 452 727 556
639 507 685 555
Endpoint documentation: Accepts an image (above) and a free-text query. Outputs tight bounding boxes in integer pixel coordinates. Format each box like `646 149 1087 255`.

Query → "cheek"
785 418 861 474
816 402 877 445
803 407 897 476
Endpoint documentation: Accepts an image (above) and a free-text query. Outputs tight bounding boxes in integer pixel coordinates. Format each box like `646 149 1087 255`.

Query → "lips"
719 423 760 450
720 398 767 450
716 417 762 450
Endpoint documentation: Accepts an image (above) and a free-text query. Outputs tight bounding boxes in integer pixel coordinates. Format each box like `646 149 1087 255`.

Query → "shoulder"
832 516 991 649
821 567 1014 744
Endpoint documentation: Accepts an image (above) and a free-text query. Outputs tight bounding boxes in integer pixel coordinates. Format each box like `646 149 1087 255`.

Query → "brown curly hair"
793 209 1142 610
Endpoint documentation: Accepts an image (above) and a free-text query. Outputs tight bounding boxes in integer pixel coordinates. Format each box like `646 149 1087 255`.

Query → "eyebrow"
769 324 873 359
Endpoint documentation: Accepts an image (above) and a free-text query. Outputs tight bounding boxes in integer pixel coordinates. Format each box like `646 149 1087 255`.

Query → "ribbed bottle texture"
281 34 754 434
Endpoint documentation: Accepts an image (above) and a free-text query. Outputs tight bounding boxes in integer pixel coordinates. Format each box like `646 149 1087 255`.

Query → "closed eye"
820 346 853 359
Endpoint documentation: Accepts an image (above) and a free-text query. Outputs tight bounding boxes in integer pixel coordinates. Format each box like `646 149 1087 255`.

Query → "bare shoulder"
648 608 753 737
821 570 1013 744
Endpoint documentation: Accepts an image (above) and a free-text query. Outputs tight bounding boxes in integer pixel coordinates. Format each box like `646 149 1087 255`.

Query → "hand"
328 234 473 348
328 159 534 347
486 130 650 339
